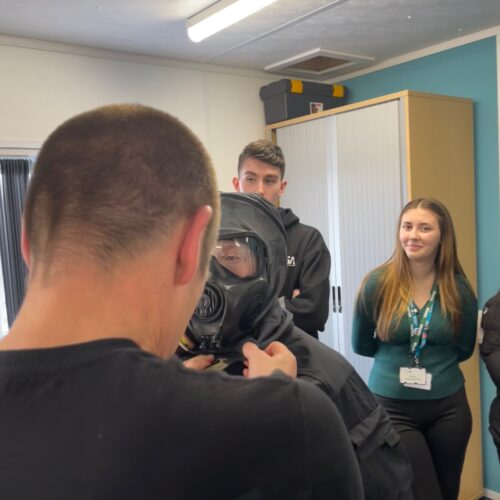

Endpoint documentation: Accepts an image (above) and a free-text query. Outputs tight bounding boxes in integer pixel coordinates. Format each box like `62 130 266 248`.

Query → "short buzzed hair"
24 104 220 274
237 139 285 179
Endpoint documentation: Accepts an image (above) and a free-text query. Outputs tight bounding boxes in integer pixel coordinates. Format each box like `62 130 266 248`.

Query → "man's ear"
279 179 288 197
175 205 213 286
232 176 241 192
21 219 31 270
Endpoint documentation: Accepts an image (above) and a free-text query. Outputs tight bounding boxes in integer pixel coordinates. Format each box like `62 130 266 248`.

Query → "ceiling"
2 0 500 80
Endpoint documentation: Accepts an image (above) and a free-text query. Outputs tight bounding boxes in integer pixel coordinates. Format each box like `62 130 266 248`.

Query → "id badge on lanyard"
399 286 437 390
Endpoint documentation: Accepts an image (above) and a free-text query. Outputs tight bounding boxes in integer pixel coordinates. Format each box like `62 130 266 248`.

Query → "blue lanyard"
407 285 437 367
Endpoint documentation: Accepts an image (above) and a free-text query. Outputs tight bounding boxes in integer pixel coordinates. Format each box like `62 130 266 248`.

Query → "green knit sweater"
352 270 478 400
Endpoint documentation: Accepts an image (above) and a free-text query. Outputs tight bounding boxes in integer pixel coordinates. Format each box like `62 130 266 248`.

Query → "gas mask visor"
182 234 268 355
212 236 263 281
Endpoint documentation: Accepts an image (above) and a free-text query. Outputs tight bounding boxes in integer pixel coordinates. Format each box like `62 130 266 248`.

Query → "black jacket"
480 291 500 459
220 303 413 500
279 207 331 338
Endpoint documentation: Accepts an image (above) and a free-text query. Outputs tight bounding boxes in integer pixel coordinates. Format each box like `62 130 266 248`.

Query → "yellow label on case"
332 85 344 97
290 79 303 94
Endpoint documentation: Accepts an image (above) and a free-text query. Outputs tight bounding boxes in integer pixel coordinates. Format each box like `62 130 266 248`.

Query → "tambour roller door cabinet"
267 90 482 500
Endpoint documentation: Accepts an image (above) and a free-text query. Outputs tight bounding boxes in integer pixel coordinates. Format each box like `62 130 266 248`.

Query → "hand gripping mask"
183 193 287 355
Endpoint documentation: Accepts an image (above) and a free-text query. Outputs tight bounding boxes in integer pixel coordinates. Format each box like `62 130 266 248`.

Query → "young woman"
352 198 477 500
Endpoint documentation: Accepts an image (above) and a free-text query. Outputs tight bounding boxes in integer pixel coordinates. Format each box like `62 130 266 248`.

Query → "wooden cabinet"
267 90 482 500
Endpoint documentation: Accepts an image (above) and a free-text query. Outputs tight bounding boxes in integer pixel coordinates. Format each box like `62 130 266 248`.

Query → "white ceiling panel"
1 0 500 78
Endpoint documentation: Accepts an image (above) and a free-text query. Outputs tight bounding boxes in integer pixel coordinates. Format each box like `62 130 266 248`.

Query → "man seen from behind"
0 104 362 500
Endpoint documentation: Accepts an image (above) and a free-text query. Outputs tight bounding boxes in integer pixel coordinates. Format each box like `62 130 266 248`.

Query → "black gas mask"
180 193 287 357
185 233 269 353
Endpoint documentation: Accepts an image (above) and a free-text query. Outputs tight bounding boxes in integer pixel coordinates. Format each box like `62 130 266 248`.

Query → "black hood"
179 192 292 363
219 192 288 310
278 207 300 229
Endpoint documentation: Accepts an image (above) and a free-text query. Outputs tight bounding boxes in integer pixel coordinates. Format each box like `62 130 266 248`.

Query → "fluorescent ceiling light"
187 0 277 43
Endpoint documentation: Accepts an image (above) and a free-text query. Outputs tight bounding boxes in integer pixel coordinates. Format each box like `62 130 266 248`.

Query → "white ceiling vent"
265 48 374 81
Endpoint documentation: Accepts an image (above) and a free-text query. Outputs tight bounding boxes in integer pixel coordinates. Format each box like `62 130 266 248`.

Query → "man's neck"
0 262 169 356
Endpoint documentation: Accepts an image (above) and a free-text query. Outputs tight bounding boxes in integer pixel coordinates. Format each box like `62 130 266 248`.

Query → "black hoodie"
279 207 330 338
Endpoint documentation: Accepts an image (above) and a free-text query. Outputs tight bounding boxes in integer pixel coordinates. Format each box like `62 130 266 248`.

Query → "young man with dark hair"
0 104 362 499
233 139 330 338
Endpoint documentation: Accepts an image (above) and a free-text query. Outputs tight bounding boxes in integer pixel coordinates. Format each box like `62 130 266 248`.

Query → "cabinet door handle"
332 285 337 313
337 286 342 313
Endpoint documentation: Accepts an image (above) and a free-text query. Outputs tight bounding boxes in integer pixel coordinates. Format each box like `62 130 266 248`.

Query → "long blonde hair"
360 198 474 340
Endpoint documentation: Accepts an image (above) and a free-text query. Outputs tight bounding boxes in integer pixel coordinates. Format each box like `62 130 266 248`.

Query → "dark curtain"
0 158 31 327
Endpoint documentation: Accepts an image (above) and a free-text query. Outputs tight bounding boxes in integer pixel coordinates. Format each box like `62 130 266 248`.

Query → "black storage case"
259 79 347 125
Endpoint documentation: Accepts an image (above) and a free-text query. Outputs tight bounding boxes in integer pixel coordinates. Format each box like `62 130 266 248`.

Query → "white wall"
0 40 274 191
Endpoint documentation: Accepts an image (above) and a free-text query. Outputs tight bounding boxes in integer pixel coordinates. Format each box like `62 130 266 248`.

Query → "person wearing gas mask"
178 192 414 500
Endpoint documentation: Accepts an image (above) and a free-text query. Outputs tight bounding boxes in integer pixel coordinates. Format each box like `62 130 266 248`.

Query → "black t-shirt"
0 339 362 499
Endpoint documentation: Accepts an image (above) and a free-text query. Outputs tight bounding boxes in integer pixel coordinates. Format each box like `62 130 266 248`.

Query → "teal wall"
340 37 500 493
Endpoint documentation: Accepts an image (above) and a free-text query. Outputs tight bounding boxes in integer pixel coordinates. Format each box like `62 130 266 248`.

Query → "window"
0 154 36 334
0 261 8 336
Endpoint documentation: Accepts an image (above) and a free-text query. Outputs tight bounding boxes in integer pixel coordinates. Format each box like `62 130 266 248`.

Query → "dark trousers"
376 388 472 500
